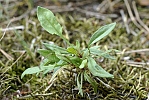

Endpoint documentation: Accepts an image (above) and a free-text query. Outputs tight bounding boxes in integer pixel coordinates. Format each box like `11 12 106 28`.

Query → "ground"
0 0 149 100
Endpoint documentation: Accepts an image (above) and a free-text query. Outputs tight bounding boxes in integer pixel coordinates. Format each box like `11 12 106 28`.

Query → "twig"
44 78 57 92
75 7 118 20
147 93 149 100
0 26 24 32
110 0 121 12
106 0 113 12
0 0 16 1
30 5 75 16
126 60 149 66
17 93 53 99
0 51 25 77
96 0 107 11
124 0 143 31
2 86 11 95
0 48 14 61
120 9 130 34
117 48 149 54
63 68 77 73
2 10 31 25
124 61 149 70
96 77 115 90
50 7 74 13
111 0 121 6
132 1 149 33
0 18 15 42
74 0 97 7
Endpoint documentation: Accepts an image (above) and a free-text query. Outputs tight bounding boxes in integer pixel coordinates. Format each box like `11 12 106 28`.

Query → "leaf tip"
21 73 25 79
112 22 116 27
37 6 42 9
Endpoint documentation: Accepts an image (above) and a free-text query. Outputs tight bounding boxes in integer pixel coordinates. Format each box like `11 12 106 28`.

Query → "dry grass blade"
120 9 130 34
0 48 14 61
0 18 14 42
0 51 25 77
124 0 143 31
132 1 149 33
117 48 149 54
1 26 24 32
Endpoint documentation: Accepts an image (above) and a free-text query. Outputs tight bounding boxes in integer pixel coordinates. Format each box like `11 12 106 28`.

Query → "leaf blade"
37 49 60 63
89 48 115 60
37 6 62 36
77 73 83 96
87 57 113 78
84 71 97 93
43 43 68 54
88 22 116 46
67 47 78 55
79 59 87 69
21 66 43 79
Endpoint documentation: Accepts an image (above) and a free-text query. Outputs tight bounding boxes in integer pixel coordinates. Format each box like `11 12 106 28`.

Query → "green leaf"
87 57 113 78
89 48 115 60
55 53 71 64
91 45 100 49
76 40 80 49
77 73 83 96
49 66 65 84
21 66 44 79
79 59 87 69
43 43 68 54
84 71 97 93
43 65 55 75
37 6 71 45
40 58 50 67
67 47 78 55
102 53 115 59
69 56 82 67
82 49 89 59
88 22 116 46
37 6 62 36
21 62 57 78
46 60 65 75
38 49 52 57
38 49 60 63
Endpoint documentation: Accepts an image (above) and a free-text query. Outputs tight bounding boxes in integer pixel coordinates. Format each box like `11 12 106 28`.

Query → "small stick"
3 10 31 25
120 9 130 34
0 48 14 61
2 86 11 95
0 51 25 77
117 48 149 54
147 93 149 100
44 78 57 92
75 7 118 20
96 77 115 90
0 18 14 42
96 0 107 11
126 60 149 65
107 0 114 12
124 61 149 70
17 93 53 99
132 1 149 33
124 0 143 30
1 26 24 32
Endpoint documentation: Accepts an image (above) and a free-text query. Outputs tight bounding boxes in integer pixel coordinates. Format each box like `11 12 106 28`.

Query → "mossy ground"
0 0 149 100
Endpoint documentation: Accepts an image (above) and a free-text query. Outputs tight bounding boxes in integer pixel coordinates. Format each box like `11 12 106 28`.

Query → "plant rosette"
21 6 118 96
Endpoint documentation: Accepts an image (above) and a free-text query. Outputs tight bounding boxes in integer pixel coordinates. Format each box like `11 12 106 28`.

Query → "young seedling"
21 6 117 96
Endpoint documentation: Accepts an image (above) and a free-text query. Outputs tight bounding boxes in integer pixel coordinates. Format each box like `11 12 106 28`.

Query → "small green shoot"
21 6 117 96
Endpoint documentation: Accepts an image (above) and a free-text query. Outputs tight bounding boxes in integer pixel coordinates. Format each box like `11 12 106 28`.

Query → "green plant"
21 6 117 96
